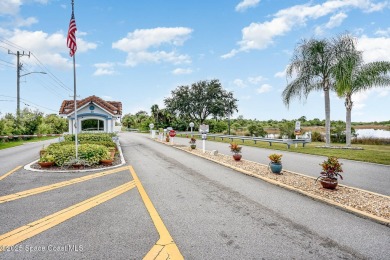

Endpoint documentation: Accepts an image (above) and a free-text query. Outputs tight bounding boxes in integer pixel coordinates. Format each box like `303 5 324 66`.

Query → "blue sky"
1 0 389 122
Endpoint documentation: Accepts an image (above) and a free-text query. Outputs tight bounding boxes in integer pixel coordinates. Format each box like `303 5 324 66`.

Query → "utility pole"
8 50 30 117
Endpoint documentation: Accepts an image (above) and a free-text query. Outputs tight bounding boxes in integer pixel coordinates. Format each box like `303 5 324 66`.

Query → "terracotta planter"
109 149 116 159
100 159 113 165
233 154 242 161
320 178 338 189
39 150 47 157
269 162 282 174
38 161 54 168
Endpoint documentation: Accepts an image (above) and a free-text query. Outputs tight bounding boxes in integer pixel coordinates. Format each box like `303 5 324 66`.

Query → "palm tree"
283 38 338 146
150 104 160 127
333 35 390 147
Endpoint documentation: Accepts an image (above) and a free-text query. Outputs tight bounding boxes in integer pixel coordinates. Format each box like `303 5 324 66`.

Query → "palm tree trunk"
324 88 331 147
345 95 353 147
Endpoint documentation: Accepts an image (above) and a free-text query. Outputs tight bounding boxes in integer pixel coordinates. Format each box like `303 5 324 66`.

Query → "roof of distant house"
59 95 122 116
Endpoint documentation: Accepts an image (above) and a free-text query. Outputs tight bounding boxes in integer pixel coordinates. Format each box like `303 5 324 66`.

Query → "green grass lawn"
203 136 390 165
0 136 58 150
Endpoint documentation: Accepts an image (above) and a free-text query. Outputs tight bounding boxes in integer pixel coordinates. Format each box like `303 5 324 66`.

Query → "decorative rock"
211 150 218 156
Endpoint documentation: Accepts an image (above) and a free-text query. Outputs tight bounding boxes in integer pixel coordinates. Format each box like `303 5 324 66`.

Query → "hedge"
63 133 115 142
46 143 109 166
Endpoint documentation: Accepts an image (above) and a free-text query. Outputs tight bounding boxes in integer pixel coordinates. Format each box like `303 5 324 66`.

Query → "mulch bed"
30 155 122 172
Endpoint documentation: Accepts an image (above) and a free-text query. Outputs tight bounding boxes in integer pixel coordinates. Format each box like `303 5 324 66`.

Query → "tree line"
0 108 68 136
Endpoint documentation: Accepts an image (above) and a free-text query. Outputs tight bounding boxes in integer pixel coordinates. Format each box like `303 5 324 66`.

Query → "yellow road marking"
0 166 22 181
0 181 136 250
128 166 183 260
0 166 129 204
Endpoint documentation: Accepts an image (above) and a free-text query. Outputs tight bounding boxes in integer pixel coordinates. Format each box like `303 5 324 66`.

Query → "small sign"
295 121 301 131
169 130 176 137
201 133 207 140
199 124 209 133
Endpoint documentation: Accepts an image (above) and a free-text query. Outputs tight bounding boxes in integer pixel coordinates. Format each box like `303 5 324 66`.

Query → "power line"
0 94 58 113
0 58 13 65
30 53 72 92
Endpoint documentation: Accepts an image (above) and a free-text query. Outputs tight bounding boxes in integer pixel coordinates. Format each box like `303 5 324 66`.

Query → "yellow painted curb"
0 181 136 250
174 146 390 227
0 166 22 181
0 166 129 204
128 166 183 260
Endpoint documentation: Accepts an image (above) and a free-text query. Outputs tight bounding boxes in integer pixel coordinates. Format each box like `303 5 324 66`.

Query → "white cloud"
223 0 388 58
233 75 266 88
93 62 116 76
248 76 265 84
235 0 260 12
256 84 272 94
274 70 286 78
325 12 347 28
352 91 370 109
112 27 193 67
373 87 390 97
233 79 246 88
375 27 390 37
172 68 193 75
315 12 347 35
0 0 21 16
357 35 390 62
6 29 97 69
101 95 113 101
14 16 38 27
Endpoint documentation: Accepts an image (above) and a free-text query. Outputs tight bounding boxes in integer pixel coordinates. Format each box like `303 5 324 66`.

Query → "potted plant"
38 154 55 168
100 151 114 165
316 157 343 189
230 142 242 161
39 145 47 158
268 154 283 174
189 137 197 149
109 147 116 159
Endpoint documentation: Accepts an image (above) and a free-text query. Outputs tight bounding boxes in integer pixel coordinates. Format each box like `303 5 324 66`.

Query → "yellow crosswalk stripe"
0 166 129 204
0 181 136 250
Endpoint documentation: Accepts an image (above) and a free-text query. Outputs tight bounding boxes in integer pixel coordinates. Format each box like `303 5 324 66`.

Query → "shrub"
64 133 115 142
268 154 282 163
46 143 109 166
311 131 323 142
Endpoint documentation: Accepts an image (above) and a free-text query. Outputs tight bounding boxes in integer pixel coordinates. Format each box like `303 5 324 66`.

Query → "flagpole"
73 54 78 159
71 0 78 159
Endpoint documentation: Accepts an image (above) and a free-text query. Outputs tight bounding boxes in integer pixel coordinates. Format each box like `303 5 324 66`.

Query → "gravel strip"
174 145 390 223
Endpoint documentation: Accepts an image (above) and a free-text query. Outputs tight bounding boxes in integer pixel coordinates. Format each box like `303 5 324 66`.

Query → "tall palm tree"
333 35 390 147
283 38 338 146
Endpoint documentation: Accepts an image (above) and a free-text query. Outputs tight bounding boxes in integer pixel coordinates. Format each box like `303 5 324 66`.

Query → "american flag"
67 12 77 57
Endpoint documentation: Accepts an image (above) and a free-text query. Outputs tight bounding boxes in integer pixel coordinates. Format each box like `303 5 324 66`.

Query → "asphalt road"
121 133 389 259
0 138 59 174
169 134 390 196
0 132 389 259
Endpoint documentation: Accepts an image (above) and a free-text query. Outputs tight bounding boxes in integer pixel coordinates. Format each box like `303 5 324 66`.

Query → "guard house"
59 95 122 134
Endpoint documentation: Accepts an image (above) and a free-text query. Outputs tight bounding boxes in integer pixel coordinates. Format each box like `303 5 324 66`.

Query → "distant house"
59 95 122 134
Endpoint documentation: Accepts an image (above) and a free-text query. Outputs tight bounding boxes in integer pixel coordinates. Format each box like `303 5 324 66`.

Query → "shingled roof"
59 95 122 116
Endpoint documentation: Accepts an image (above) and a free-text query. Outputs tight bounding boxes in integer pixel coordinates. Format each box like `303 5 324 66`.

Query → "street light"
189 122 194 136
17 71 47 117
